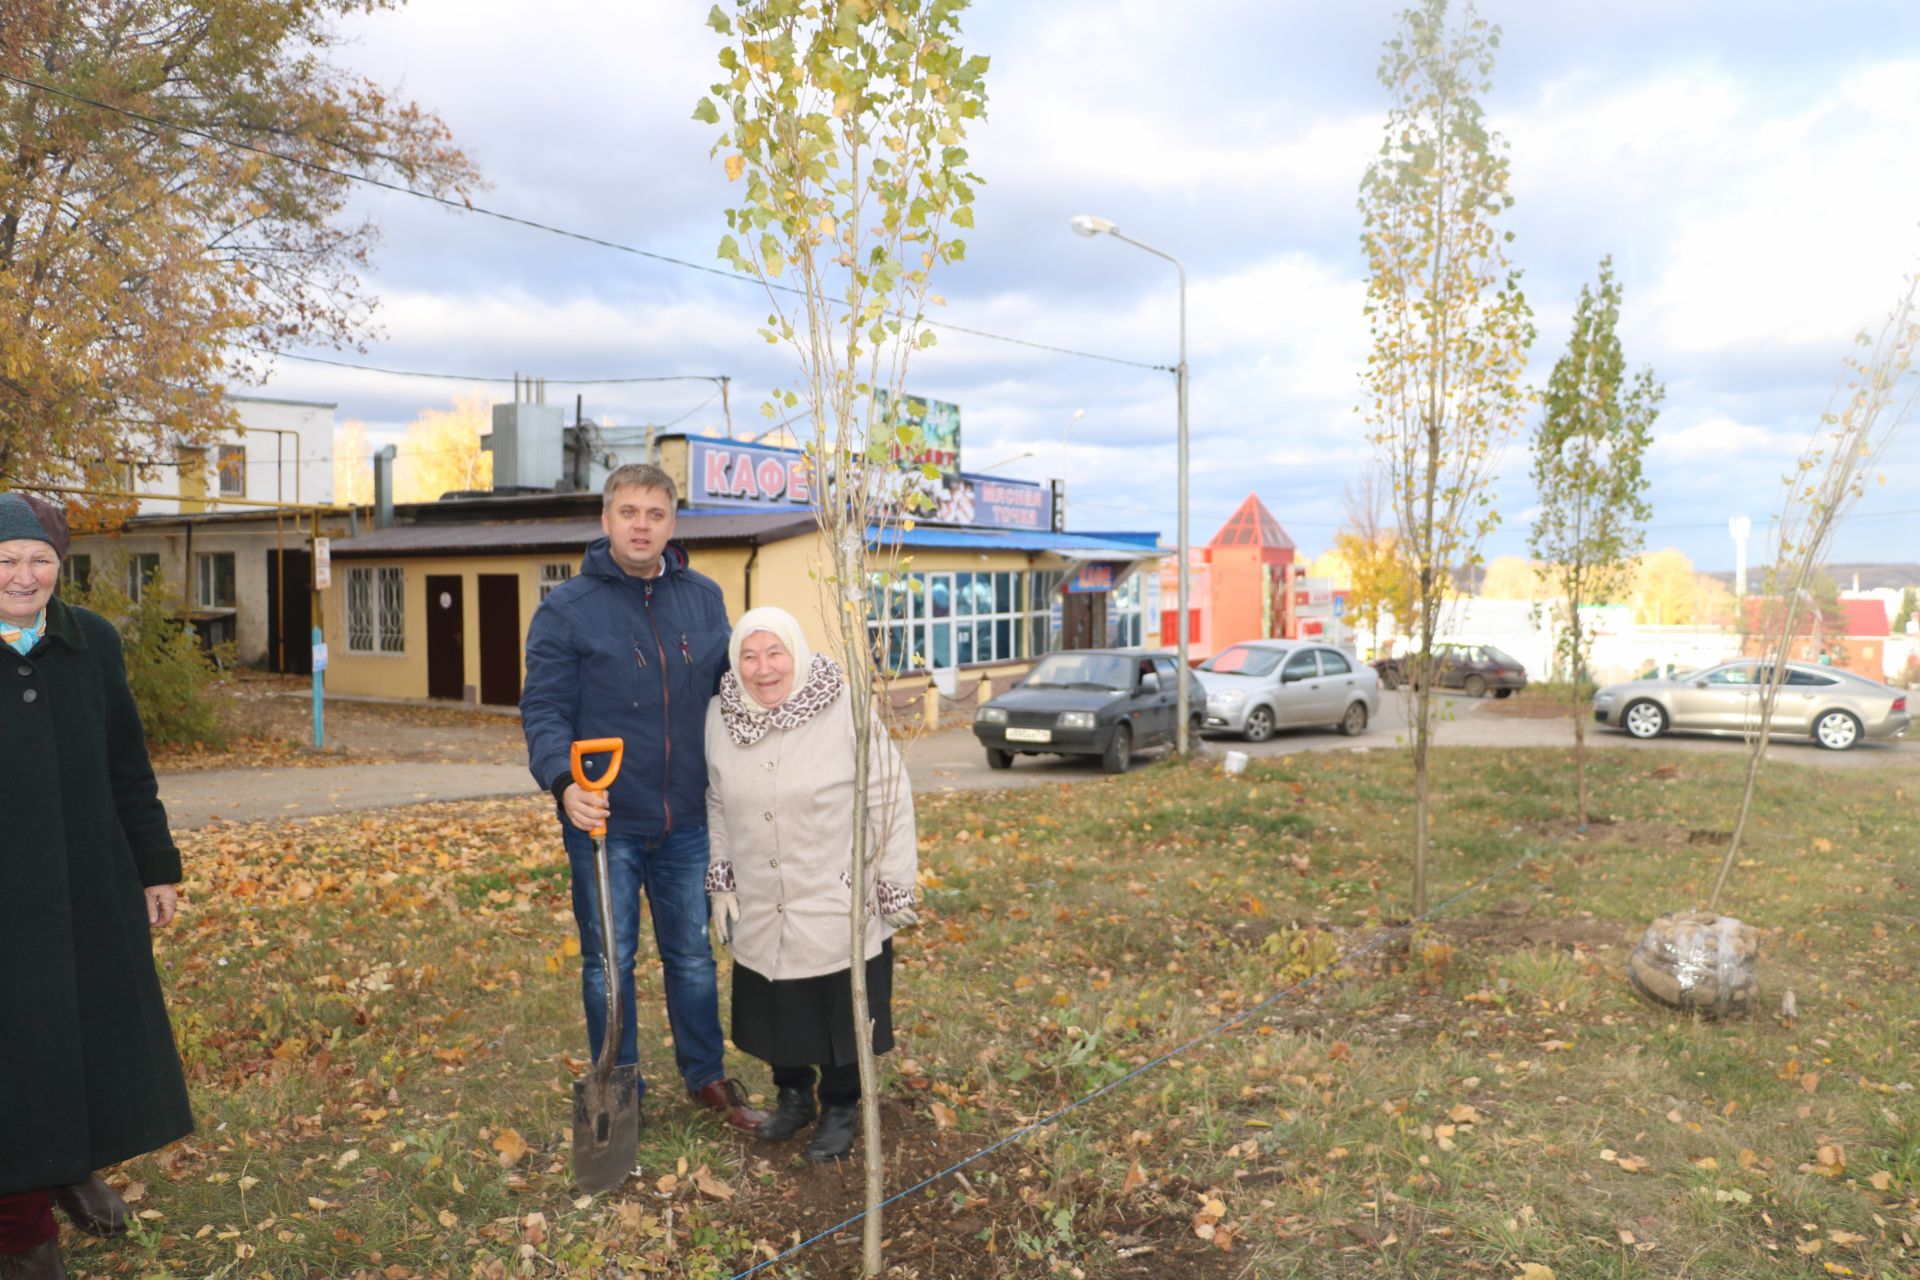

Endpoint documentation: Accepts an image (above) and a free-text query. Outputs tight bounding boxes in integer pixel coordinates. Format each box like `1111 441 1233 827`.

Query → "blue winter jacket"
520 538 731 837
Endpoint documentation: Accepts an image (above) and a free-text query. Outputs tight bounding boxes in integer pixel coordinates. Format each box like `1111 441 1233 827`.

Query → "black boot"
0 1239 68 1280
804 1102 859 1162
757 1085 818 1143
54 1176 129 1237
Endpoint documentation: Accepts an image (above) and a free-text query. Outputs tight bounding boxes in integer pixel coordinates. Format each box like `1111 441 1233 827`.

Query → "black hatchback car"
972 649 1204 773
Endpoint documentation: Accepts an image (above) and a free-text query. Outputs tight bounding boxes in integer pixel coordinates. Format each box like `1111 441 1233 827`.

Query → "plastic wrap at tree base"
1627 911 1759 1017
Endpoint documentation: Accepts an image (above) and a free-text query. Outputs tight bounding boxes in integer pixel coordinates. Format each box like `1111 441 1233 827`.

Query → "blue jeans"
563 825 727 1099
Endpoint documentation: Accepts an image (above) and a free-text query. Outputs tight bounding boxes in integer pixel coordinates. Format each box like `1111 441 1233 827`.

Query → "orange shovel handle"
568 738 625 837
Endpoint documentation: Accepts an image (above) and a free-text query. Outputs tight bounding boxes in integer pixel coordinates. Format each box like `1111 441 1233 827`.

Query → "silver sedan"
1196 640 1380 742
1591 659 1910 751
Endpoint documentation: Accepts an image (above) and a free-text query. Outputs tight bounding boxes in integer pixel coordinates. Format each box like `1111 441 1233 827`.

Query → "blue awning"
867 524 1166 556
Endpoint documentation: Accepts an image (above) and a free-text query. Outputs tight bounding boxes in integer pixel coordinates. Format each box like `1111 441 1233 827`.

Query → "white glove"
882 905 919 930
711 891 740 945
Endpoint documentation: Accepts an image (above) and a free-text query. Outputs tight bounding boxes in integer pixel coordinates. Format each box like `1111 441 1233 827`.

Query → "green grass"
68 748 1920 1278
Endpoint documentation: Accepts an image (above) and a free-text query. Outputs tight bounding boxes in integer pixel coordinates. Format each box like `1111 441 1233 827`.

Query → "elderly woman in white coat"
704 607 918 1162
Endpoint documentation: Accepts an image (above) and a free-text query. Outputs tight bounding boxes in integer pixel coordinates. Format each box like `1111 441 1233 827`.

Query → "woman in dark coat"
0 493 193 1280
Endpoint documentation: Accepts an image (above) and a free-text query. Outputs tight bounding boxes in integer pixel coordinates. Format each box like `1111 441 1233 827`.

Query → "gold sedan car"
1591 659 1911 751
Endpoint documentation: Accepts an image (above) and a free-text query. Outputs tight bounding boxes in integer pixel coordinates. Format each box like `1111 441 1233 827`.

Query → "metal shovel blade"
572 1062 641 1194
571 824 640 1195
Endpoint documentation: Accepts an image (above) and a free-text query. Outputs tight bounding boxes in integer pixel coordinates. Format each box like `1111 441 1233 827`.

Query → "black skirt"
731 940 894 1069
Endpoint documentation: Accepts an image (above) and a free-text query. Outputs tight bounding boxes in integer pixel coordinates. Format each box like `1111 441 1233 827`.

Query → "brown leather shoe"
689 1078 767 1132
53 1176 129 1237
0 1239 69 1280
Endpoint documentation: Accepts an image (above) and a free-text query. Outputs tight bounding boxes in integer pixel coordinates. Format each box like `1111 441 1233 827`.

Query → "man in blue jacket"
521 463 765 1132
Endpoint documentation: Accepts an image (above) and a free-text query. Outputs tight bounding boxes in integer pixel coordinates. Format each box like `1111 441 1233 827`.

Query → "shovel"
567 736 641 1195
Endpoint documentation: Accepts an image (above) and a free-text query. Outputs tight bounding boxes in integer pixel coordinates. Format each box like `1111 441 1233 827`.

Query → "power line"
247 347 732 386
5 71 1172 375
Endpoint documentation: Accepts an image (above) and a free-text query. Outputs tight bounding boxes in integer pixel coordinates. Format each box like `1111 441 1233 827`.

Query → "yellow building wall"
321 553 569 701
322 531 1079 702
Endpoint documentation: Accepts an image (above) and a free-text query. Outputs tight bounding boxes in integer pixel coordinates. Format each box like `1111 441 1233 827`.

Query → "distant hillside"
1699 563 1920 592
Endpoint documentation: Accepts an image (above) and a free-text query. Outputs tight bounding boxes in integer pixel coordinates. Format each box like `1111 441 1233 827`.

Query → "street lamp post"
1071 215 1192 756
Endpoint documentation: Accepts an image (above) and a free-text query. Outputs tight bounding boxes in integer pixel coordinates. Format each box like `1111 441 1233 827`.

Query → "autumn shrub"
64 556 231 748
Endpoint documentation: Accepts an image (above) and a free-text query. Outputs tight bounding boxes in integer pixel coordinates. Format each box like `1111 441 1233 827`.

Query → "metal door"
1274 648 1321 724
1672 661 1756 732
426 575 465 701
477 574 522 707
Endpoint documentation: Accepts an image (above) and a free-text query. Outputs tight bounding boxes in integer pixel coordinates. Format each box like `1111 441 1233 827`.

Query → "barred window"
346 566 405 654
539 562 573 601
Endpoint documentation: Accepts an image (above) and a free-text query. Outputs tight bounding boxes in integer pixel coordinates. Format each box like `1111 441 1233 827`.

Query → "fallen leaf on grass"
1515 1265 1556 1280
692 1165 734 1201
1121 1162 1149 1194
437 1209 458 1229
521 1213 547 1246
1447 1104 1482 1124
929 1101 957 1129
492 1128 529 1167
1865 1170 1892 1191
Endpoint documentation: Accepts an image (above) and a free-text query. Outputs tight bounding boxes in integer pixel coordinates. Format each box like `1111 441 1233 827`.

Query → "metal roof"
331 509 815 558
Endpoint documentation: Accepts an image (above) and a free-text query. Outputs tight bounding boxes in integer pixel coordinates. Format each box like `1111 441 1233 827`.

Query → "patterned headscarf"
719 608 842 746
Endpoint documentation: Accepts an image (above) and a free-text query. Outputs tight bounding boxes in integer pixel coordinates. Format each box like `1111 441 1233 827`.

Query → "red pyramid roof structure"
1207 494 1295 551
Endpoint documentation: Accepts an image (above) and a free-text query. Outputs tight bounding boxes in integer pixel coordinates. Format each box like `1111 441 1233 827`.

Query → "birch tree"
1529 258 1660 827
700 3 986 1272
1359 0 1533 915
1708 274 1918 911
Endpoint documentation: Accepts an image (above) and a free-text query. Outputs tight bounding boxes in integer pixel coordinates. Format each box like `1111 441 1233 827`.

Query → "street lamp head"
1069 214 1116 238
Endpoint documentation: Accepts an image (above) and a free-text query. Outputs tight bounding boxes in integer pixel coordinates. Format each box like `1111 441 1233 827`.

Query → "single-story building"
317 434 1167 713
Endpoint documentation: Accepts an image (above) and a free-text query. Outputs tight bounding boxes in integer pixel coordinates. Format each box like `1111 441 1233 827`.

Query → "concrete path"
160 762 535 828
158 692 1914 826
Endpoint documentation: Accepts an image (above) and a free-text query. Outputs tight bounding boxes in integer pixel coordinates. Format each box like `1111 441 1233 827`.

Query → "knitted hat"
728 606 813 705
0 492 67 559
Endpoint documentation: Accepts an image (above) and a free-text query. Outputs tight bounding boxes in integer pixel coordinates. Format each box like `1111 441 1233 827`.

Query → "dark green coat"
1 597 193 1195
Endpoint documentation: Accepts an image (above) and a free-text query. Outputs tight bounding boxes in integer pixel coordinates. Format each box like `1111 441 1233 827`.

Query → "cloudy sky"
250 0 1920 570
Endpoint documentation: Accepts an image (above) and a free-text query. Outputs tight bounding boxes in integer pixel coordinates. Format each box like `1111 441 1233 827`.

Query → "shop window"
1028 569 1066 657
867 569 1031 672
1110 570 1145 648
62 554 92 592
125 553 160 603
217 444 246 497
539 562 573 601
346 566 405 654
196 551 236 608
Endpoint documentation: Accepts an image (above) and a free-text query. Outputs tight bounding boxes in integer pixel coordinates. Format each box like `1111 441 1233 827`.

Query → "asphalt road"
157 692 1915 827
903 690 1919 791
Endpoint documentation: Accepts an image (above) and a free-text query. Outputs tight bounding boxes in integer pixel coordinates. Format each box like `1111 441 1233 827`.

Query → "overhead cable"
4 72 1173 375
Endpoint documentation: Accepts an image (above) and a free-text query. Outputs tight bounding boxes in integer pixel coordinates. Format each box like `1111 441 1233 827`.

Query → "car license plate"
1005 727 1052 743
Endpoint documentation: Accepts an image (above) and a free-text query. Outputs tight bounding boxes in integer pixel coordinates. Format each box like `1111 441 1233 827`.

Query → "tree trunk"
1411 675 1431 918
1569 611 1589 828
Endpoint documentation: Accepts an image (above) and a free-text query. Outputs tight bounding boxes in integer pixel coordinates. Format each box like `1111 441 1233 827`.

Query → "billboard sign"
1066 563 1115 593
875 391 961 477
687 437 1052 532
691 440 812 505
